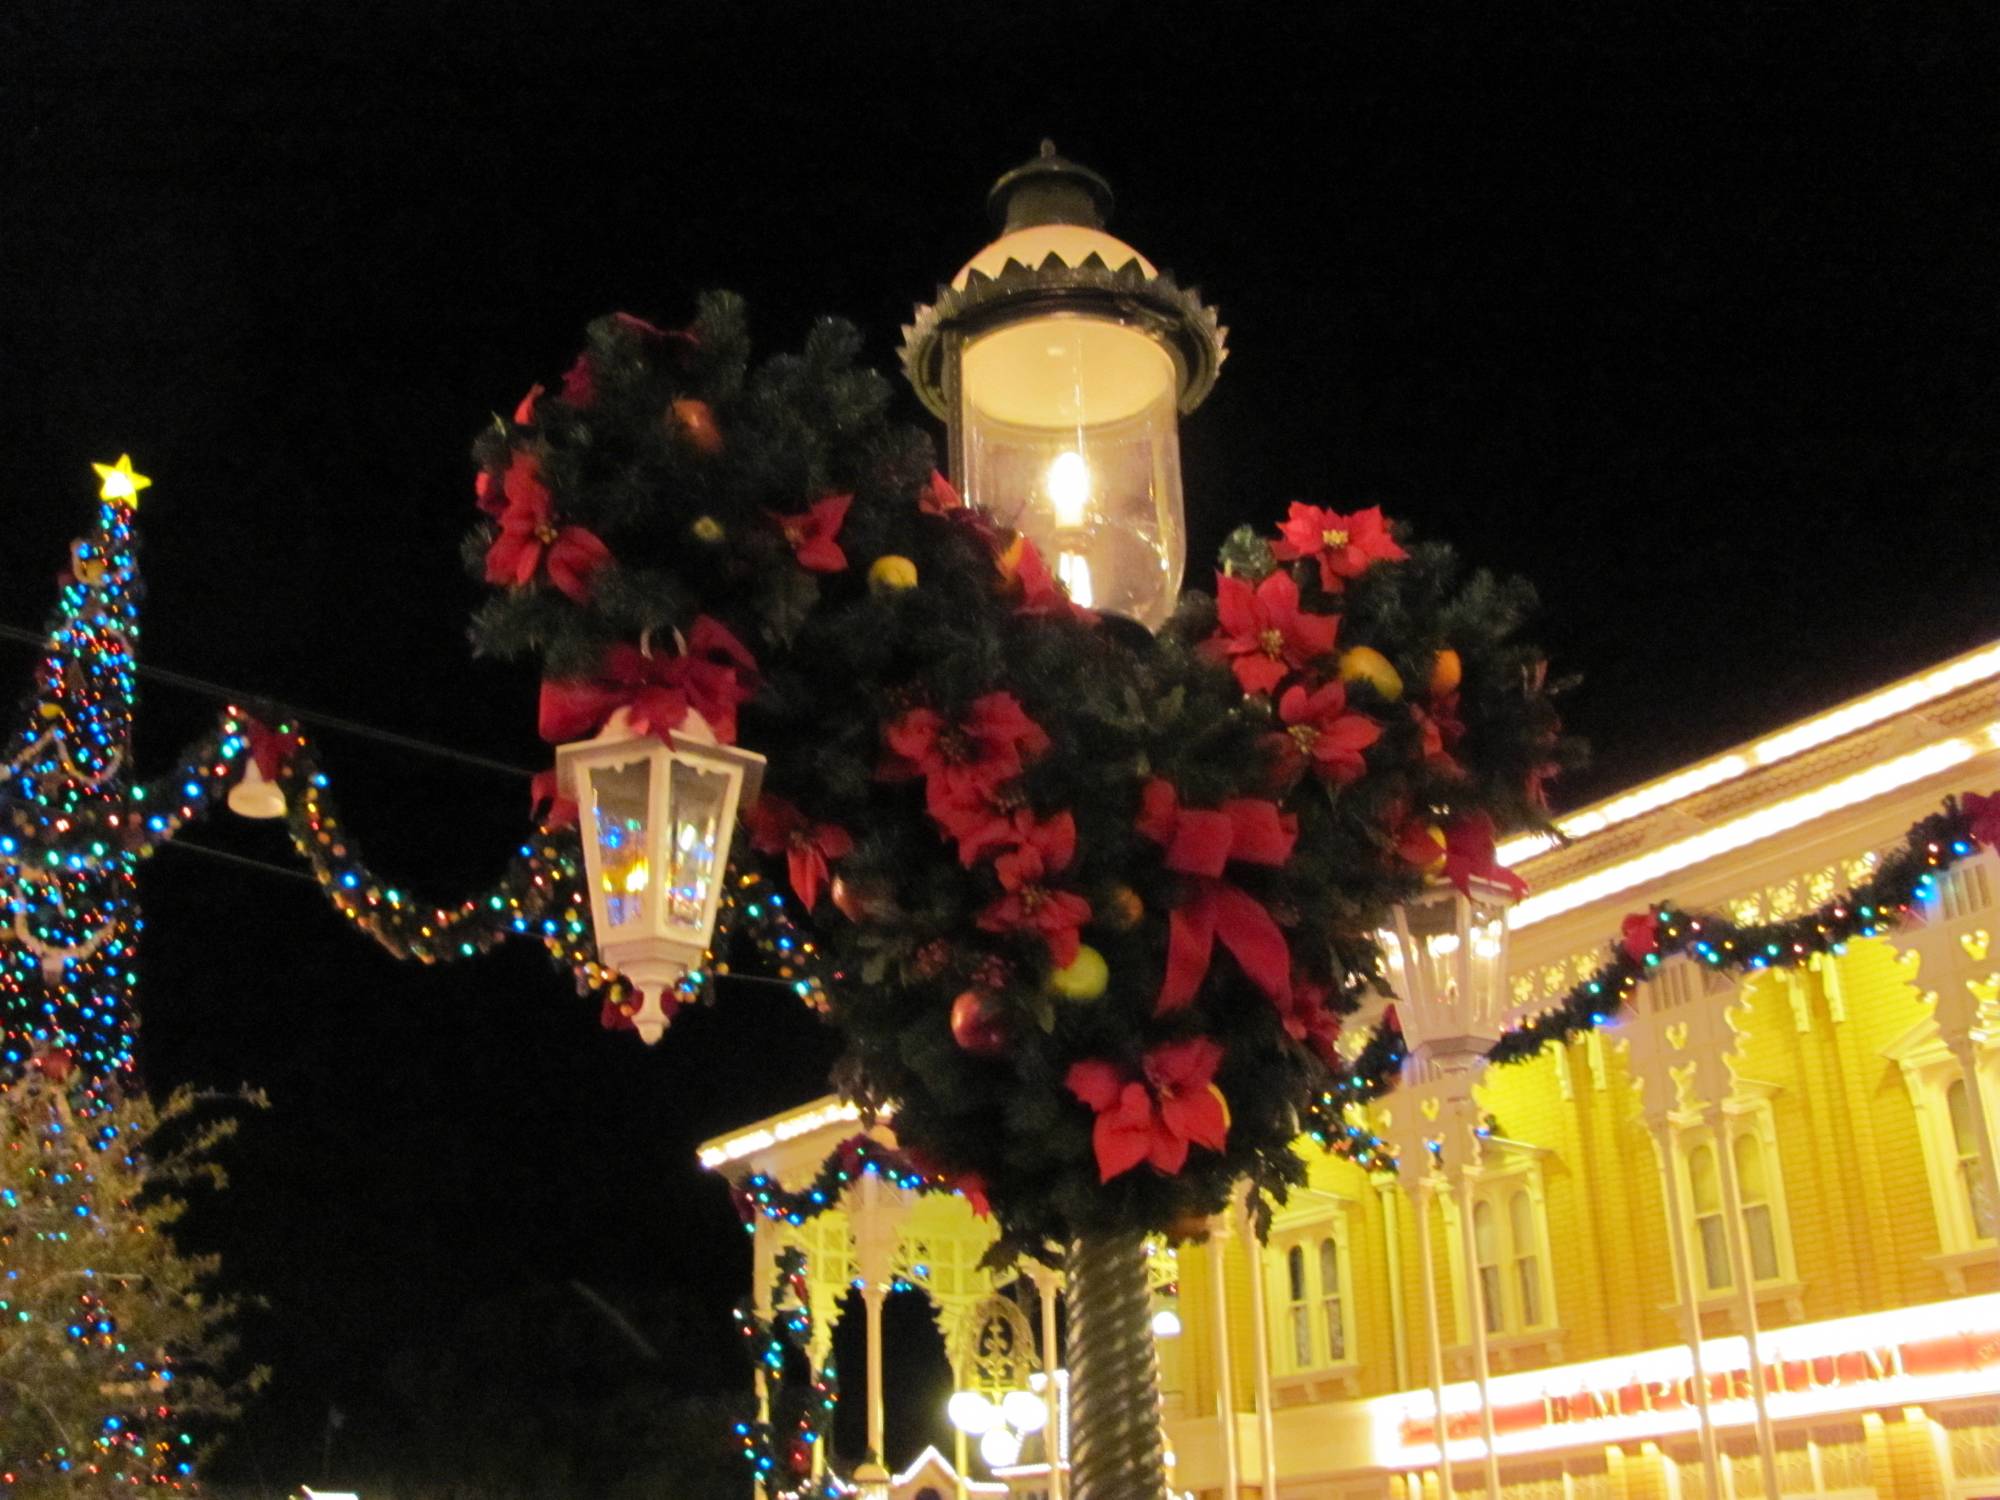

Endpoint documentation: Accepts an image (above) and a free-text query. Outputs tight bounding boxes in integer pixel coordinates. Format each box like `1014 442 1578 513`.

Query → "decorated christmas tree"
0 460 255 1494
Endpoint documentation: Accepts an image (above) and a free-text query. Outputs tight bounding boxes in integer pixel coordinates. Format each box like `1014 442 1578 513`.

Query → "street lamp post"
1377 875 1519 1500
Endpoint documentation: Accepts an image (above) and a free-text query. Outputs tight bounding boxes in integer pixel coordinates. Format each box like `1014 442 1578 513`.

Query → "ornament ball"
950 990 1009 1055
670 397 724 455
1049 943 1109 1002
869 554 919 593
1429 647 1462 696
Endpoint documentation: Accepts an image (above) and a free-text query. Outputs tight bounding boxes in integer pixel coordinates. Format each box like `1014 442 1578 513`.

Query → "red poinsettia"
513 383 545 426
882 692 1051 827
485 458 612 604
1065 1038 1230 1182
976 810 1092 965
1270 502 1408 592
560 353 597 409
1004 536 1098 624
745 794 855 910
1440 811 1528 898
477 448 542 518
1267 680 1380 787
1620 910 1661 964
1410 696 1466 778
1203 570 1339 695
1389 811 1447 873
1966 790 2000 850
918 470 964 515
772 494 852 573
1280 982 1343 1066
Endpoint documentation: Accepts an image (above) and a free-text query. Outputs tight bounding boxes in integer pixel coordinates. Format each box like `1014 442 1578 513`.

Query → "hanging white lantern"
1382 875 1518 1067
902 143 1226 631
556 707 765 1043
980 1426 1023 1470
226 761 288 820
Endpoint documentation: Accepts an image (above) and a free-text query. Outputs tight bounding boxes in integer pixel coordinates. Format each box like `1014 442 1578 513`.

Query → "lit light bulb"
622 858 651 894
1150 1308 1183 1338
1046 450 1091 528
1001 1389 1047 1433
1056 552 1094 609
980 1427 1023 1469
947 1391 998 1434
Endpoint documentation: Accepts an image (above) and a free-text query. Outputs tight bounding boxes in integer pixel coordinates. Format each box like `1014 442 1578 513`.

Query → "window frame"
1885 1019 2000 1261
1264 1202 1357 1377
1440 1147 1559 1342
1667 1086 1799 1301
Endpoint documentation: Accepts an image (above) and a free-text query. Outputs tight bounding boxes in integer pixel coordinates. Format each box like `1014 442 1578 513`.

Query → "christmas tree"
0 459 255 1494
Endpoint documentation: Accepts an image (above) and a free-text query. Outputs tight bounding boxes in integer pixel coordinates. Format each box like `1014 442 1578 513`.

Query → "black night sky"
3 2 1996 1491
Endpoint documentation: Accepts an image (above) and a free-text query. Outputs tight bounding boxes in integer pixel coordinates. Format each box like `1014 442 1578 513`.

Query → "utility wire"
0 621 534 778
155 838 320 886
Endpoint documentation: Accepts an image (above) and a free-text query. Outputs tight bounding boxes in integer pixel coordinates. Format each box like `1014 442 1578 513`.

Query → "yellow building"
702 639 2000 1500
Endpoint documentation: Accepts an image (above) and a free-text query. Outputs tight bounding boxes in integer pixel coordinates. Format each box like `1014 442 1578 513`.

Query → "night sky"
3 1 1996 1489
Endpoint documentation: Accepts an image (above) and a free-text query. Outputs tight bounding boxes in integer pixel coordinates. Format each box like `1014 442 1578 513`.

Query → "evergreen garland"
730 1247 839 1500
463 295 1576 1252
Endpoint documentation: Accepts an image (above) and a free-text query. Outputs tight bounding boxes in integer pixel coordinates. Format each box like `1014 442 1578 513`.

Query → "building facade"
702 639 2000 1500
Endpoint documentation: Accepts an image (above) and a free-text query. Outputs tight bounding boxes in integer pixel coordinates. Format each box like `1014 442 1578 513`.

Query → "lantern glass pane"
959 313 1184 629
586 759 653 931
662 757 734 934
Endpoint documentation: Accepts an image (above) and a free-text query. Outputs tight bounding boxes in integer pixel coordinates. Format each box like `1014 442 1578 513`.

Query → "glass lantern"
1381 876 1518 1065
903 142 1226 631
555 706 765 1041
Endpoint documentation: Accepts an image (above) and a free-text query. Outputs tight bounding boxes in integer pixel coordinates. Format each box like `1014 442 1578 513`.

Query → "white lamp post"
555 706 765 1042
902 142 1226 631
1377 873 1519 1500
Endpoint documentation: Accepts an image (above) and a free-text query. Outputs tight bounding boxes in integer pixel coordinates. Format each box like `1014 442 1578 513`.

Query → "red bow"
1138 778 1297 1014
537 618 757 745
1620 910 1660 964
529 768 578 831
242 717 296 781
1967 790 2000 850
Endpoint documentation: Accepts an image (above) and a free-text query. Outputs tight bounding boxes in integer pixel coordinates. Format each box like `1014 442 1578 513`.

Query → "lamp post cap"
987 140 1115 233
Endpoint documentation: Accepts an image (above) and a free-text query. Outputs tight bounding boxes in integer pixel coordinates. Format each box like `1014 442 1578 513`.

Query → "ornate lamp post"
901 142 1226 630
1377 875 1518 1500
555 707 765 1041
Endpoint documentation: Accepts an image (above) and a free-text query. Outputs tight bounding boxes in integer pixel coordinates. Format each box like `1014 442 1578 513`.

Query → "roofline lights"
1508 730 1990 931
1497 639 2000 866
697 1098 894 1169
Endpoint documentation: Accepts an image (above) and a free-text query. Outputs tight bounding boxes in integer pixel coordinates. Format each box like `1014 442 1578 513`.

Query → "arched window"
1733 1132 1780 1283
1318 1237 1344 1362
1509 1190 1542 1327
1689 1142 1729 1291
1472 1199 1503 1334
1286 1244 1311 1367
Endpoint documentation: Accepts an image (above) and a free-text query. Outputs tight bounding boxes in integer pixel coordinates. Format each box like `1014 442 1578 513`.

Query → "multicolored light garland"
731 1247 840 1500
729 1134 939 1229
1314 793 1993 1139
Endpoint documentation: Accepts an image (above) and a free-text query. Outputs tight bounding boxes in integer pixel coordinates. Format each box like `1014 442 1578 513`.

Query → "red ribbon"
244 717 295 780
536 618 755 745
1137 778 1297 1014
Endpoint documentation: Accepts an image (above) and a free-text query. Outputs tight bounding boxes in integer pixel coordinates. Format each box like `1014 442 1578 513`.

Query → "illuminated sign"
1371 1294 2000 1464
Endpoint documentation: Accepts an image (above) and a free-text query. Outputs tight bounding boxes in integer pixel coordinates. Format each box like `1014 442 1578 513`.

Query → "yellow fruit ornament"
868 555 919 593
1049 943 1109 1002
1339 646 1404 701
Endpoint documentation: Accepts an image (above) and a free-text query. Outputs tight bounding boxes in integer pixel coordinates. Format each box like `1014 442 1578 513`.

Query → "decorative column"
1206 1225 1242 1499
852 1168 904 1470
1237 1194 1278 1496
1635 1084 1722 1497
1378 874 1520 1500
1374 1173 1412 1392
1624 956 1778 1500
1897 850 2000 1235
1031 1262 1067 1500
